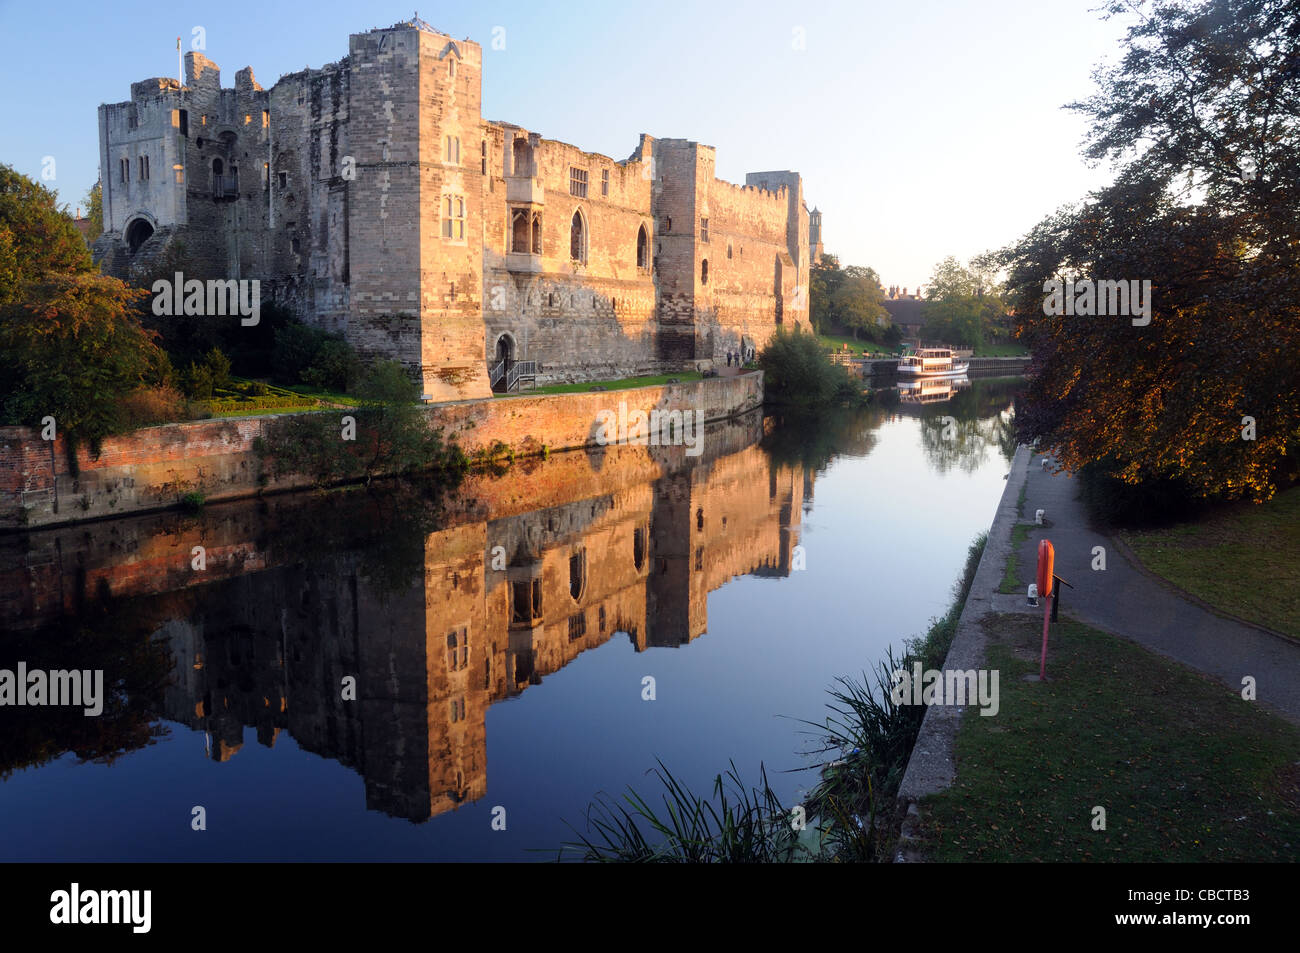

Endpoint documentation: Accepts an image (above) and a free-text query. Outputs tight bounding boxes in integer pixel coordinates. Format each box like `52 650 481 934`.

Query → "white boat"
897 347 970 378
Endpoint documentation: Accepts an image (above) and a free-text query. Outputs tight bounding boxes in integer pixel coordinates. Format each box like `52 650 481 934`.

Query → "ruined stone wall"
480 127 659 383
94 22 811 393
698 177 791 361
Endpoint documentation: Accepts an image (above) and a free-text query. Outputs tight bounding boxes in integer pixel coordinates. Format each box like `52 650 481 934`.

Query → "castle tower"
345 22 491 400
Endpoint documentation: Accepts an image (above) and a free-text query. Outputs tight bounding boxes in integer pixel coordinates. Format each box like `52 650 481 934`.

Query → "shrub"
118 385 186 428
201 347 231 390
181 361 215 399
758 326 864 407
303 338 362 392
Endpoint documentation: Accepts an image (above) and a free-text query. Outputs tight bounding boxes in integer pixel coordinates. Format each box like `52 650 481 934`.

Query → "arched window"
701 258 709 285
449 58 457 79
531 213 542 254
633 526 646 571
636 224 649 270
569 549 587 601
511 209 530 253
570 210 586 263
512 138 532 177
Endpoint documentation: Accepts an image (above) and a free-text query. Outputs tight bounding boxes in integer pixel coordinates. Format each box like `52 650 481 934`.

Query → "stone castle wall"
94 19 812 400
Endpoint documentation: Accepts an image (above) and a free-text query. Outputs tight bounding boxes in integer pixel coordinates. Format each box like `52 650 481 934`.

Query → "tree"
833 266 890 340
0 166 168 459
920 256 1007 347
83 181 102 238
809 254 843 335
1 271 158 455
995 0 1300 502
0 164 94 308
757 326 863 406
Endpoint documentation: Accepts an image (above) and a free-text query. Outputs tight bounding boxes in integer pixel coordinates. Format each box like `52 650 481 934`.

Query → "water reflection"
0 377 1023 842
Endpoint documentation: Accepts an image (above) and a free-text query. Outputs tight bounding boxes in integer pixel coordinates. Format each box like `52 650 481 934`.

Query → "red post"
1040 598 1051 680
1036 540 1055 680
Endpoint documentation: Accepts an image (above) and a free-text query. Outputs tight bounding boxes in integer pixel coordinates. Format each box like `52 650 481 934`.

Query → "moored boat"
896 347 970 378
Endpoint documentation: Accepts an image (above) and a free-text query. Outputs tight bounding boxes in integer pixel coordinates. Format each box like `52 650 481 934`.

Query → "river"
0 376 1022 860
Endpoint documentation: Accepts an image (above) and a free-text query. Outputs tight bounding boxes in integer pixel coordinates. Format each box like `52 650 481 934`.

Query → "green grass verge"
916 612 1300 861
281 383 362 406
515 372 704 396
998 522 1031 594
818 333 896 357
971 342 1029 357
1120 487 1300 640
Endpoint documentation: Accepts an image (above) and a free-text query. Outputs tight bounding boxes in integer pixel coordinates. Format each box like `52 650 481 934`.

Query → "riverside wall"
0 372 762 531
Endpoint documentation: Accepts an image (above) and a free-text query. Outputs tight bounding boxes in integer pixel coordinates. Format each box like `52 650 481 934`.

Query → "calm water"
0 377 1021 860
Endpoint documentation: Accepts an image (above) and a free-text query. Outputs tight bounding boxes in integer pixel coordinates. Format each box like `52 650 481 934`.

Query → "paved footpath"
1001 452 1300 726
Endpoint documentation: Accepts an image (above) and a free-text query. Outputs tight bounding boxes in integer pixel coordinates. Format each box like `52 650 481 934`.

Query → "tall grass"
558 760 804 862
560 532 989 862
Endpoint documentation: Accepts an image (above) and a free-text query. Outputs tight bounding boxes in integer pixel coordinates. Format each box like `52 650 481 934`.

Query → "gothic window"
727 243 733 259
446 629 468 672
443 194 465 240
119 157 129 183
633 526 646 571
445 135 460 164
569 167 588 197
450 696 465 723
531 213 542 254
636 224 649 270
570 210 586 263
511 209 530 253
701 258 709 285
569 549 587 601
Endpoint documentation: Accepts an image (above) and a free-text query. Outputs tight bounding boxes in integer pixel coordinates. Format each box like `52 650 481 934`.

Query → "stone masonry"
94 17 814 401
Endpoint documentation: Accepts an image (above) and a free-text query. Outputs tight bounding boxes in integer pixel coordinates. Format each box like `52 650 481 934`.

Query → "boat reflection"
897 375 971 405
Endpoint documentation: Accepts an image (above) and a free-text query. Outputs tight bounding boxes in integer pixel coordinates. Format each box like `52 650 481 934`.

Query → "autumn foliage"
995 0 1300 502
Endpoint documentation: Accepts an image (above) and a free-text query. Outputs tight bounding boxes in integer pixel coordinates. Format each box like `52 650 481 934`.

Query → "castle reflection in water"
2 411 812 822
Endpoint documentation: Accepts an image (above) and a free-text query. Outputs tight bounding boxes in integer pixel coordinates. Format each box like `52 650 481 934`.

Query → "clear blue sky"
0 0 1129 289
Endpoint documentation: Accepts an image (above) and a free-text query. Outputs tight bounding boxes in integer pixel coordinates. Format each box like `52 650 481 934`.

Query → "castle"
95 18 815 400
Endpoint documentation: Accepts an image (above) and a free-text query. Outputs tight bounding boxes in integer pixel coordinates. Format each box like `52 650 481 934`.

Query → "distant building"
809 207 823 265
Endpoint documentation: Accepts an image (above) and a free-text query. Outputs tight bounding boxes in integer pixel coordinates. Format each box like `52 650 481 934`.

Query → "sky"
0 0 1132 290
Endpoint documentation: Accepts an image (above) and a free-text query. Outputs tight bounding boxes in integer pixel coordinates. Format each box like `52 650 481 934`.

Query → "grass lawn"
998 522 1032 594
972 342 1029 357
513 372 704 396
1120 487 1300 639
281 383 362 406
818 332 896 356
915 612 1300 862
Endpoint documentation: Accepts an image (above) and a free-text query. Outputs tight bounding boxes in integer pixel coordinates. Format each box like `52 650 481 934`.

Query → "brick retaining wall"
0 371 762 531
